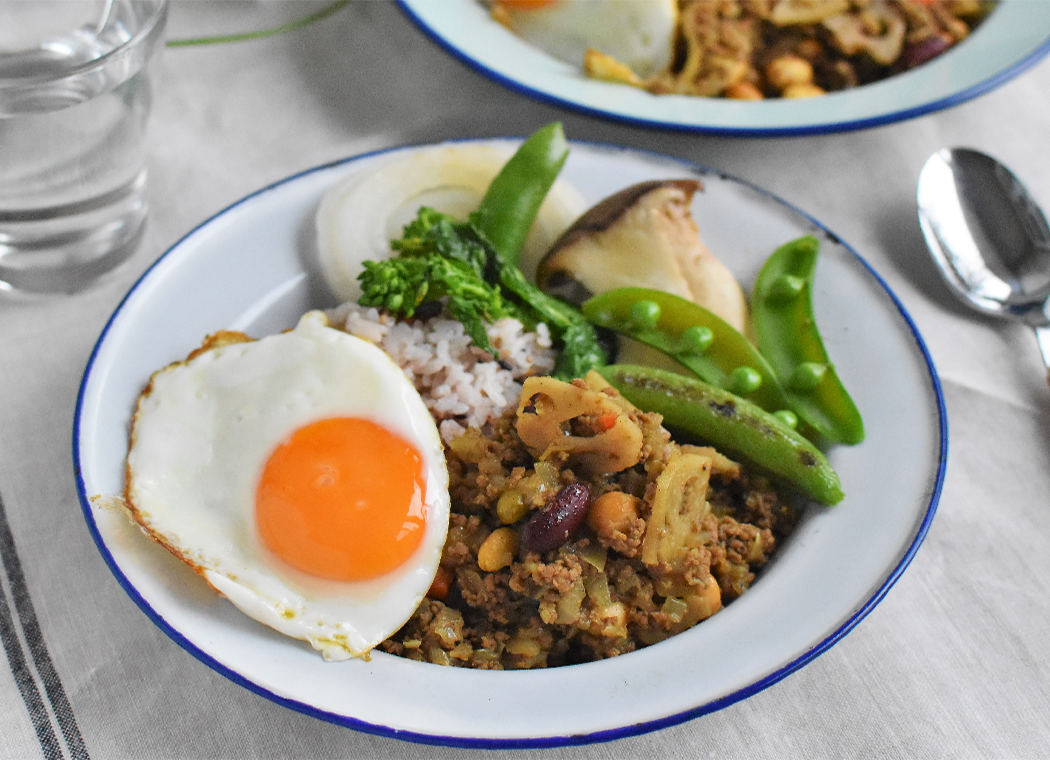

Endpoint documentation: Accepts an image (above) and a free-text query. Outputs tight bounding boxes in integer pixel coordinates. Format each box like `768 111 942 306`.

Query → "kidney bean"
520 483 591 554
901 35 952 70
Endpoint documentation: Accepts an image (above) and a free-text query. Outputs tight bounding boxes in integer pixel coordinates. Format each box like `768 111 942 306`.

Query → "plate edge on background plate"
395 0 1050 136
73 138 948 748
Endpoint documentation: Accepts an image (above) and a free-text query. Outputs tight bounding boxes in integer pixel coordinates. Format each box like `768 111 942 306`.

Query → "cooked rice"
326 302 556 443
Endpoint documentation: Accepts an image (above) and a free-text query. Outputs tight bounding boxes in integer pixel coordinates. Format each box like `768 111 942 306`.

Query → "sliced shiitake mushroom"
535 179 753 340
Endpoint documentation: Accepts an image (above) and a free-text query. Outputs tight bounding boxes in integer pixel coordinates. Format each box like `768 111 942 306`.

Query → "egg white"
124 311 450 661
501 0 678 79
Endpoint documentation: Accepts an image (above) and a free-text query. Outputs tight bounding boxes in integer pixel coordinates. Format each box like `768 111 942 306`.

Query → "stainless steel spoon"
917 147 1050 385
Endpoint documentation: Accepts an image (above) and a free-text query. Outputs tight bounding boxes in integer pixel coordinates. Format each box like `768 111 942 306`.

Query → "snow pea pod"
473 122 569 267
582 287 794 420
597 364 843 506
752 236 864 445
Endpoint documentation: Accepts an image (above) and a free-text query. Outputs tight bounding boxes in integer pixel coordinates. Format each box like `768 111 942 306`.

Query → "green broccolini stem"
355 123 608 380
357 206 607 378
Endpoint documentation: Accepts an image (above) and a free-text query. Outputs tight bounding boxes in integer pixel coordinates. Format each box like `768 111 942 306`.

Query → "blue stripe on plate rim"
72 137 948 748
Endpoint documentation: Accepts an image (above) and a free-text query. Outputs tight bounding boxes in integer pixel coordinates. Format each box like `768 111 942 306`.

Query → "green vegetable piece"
357 206 607 378
768 274 806 303
582 287 790 414
472 121 606 378
727 366 763 395
629 300 661 330
752 235 865 445
774 409 799 429
789 361 827 391
597 364 843 506
496 262 607 380
359 123 606 379
473 122 569 267
358 208 528 353
679 325 714 355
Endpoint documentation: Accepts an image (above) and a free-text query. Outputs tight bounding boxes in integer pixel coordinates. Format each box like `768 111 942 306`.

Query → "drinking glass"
0 0 169 295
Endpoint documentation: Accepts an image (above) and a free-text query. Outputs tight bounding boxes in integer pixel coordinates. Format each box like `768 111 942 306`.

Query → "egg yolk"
256 417 427 582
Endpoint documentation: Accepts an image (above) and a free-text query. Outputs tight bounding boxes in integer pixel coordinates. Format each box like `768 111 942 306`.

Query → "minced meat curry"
379 371 798 669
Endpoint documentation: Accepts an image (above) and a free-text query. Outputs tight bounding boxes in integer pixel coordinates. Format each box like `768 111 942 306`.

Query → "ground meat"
641 0 994 99
597 516 645 558
383 405 799 669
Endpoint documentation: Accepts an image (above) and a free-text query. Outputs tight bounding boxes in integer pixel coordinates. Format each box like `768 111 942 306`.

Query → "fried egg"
124 311 450 661
495 0 678 79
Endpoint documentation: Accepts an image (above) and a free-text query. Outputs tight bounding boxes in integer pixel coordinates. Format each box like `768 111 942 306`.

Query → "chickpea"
587 491 641 538
695 575 723 620
724 81 764 101
782 83 826 99
765 55 814 91
477 527 519 572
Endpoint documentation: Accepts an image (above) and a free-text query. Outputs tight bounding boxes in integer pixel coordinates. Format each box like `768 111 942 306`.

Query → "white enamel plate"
74 138 946 747
397 0 1050 135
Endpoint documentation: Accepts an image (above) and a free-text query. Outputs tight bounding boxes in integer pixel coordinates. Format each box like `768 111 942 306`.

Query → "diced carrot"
428 566 453 600
597 412 619 432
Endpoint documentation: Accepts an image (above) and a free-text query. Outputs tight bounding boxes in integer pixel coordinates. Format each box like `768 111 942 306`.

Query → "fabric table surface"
2 2 1050 758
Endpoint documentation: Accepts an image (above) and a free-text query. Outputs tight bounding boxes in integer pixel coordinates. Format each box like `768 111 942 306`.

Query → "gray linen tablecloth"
3 2 1050 757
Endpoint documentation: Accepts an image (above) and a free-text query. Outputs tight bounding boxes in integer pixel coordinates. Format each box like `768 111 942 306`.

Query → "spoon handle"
1035 325 1050 387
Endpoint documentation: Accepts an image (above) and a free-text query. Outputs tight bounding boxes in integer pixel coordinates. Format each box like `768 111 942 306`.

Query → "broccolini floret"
357 207 607 379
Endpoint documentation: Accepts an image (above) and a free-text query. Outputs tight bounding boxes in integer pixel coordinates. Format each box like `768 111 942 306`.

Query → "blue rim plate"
397 0 1050 136
74 138 946 747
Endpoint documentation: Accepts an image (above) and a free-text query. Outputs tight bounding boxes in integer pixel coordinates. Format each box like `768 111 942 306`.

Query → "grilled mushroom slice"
536 179 753 339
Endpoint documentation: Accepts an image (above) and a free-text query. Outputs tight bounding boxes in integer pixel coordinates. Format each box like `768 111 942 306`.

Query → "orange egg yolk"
255 417 427 582
498 0 560 9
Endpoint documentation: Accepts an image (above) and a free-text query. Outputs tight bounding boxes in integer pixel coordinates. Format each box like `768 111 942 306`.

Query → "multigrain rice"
326 302 556 443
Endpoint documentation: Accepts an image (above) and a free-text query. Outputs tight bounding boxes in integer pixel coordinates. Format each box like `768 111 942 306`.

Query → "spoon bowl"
917 147 1050 380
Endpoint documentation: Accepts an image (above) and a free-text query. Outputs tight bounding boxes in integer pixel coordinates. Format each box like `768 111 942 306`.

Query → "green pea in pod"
751 235 864 445
582 287 795 420
598 364 843 506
